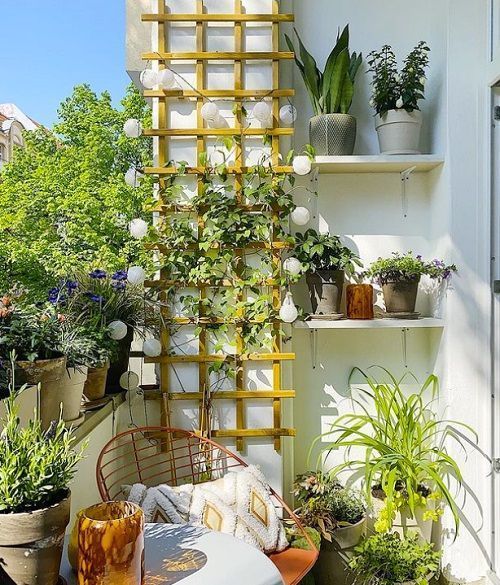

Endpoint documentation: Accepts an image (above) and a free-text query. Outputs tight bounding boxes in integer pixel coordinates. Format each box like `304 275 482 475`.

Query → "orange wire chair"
96 427 318 585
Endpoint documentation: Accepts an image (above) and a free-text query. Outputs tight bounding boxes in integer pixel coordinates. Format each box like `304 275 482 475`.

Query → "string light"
129 218 148 240
279 292 299 323
108 320 128 341
143 339 162 358
252 101 273 125
279 104 297 125
201 102 220 122
293 156 312 176
283 257 302 276
123 118 143 138
158 68 176 89
291 206 311 226
127 266 146 285
140 69 158 90
119 371 140 391
125 168 143 188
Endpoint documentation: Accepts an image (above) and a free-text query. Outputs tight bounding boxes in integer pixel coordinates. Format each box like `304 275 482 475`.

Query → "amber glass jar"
346 284 374 320
78 501 144 585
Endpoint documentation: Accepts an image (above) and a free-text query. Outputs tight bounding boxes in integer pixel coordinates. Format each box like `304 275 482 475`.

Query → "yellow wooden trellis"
142 0 296 452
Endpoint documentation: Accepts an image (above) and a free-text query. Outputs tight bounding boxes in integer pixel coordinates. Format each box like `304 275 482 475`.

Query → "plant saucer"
307 313 344 321
383 311 421 320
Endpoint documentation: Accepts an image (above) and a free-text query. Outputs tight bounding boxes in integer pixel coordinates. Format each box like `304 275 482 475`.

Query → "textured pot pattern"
375 109 423 155
310 114 356 156
106 326 134 395
0 493 71 585
306 270 345 315
83 362 110 401
382 277 420 314
313 517 366 585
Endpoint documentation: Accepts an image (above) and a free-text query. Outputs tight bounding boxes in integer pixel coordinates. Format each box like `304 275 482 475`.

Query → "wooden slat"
144 390 296 401
143 127 293 137
142 13 294 23
143 51 294 61
162 317 283 325
144 353 295 364
144 165 293 175
144 89 295 99
212 428 296 438
152 204 286 213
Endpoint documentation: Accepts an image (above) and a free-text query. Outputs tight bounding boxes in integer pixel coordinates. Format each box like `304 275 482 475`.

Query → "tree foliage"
0 84 153 299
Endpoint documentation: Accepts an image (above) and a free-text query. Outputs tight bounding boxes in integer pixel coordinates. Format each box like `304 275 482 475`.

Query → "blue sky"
0 0 130 127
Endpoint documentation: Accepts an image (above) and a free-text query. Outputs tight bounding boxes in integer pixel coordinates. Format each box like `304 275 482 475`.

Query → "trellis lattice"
141 0 296 452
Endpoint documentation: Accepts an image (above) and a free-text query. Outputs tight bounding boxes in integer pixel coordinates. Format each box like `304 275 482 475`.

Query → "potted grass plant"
349 533 441 585
0 354 84 585
293 472 366 585
368 42 430 154
294 229 361 317
318 367 476 541
286 26 362 155
365 252 427 316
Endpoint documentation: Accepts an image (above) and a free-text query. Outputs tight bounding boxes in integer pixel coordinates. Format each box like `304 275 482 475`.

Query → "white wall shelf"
314 155 444 174
294 318 445 330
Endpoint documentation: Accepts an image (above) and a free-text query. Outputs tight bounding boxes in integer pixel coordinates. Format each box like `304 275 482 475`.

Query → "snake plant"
285 25 362 116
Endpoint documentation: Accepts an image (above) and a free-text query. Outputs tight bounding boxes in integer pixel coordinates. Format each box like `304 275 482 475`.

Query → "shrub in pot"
294 229 361 317
0 355 84 585
292 472 366 585
368 42 430 154
286 26 362 156
349 532 441 585
365 252 427 315
319 367 476 541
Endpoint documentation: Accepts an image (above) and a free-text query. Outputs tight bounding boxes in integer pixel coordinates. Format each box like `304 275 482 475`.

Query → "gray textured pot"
309 114 356 156
306 270 345 315
382 277 420 313
0 493 71 585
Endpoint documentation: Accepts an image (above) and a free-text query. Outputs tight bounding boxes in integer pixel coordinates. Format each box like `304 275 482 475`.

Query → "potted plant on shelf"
425 259 457 318
349 533 441 585
294 229 361 318
286 26 362 155
64 269 150 394
293 472 366 585
365 252 426 316
0 354 84 585
319 367 476 541
368 42 430 154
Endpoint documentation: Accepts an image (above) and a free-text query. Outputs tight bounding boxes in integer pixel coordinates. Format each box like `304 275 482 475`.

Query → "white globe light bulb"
140 69 158 90
125 168 142 188
158 68 176 89
279 104 297 125
127 266 146 285
108 320 128 341
201 102 219 122
293 155 312 176
123 118 143 138
129 218 148 240
208 114 229 129
143 338 162 358
291 206 311 226
279 292 299 323
253 101 272 124
119 371 140 391
283 257 302 276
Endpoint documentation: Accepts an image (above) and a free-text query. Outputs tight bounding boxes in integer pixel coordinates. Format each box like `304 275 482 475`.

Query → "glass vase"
77 501 144 585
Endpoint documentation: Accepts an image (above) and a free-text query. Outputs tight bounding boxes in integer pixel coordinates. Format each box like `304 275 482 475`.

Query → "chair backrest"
96 427 247 501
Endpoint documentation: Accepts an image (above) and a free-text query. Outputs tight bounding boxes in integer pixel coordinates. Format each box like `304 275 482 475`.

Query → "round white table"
60 523 284 585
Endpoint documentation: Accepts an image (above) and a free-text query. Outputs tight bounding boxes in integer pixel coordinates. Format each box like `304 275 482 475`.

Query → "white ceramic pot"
369 497 435 542
375 109 423 155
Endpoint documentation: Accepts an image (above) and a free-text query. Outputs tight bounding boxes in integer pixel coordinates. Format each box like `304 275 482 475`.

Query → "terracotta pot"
106 326 134 394
313 517 366 585
16 356 67 430
83 362 109 401
306 270 345 315
346 284 374 320
382 277 420 314
0 492 71 585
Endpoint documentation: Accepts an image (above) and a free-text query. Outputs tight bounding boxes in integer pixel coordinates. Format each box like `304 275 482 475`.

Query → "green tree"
0 84 153 299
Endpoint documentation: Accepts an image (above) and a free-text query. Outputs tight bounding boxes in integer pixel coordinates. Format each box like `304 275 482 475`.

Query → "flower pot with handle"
83 361 110 401
310 114 357 156
375 109 423 155
382 276 420 314
0 492 71 585
306 270 345 316
313 517 366 585
15 356 67 430
106 326 134 394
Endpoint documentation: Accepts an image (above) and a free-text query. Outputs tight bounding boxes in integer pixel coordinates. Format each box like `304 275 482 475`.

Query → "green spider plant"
285 25 362 116
316 367 476 537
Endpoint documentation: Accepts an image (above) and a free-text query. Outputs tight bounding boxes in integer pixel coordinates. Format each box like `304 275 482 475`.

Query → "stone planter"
0 492 71 585
310 114 356 156
313 517 366 585
375 109 423 155
46 366 87 428
15 356 67 430
83 362 110 401
106 326 134 394
306 270 345 316
382 277 420 314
